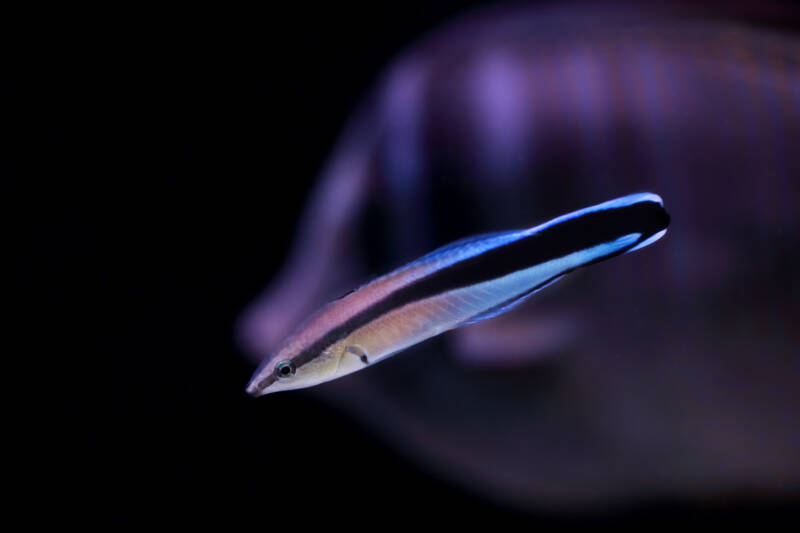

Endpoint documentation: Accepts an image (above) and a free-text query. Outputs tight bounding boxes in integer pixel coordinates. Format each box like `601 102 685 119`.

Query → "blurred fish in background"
237 1 800 510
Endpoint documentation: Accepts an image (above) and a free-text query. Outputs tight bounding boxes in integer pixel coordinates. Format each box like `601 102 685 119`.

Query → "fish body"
246 192 669 396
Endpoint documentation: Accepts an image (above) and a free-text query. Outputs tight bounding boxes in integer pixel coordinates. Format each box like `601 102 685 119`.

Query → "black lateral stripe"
293 200 669 368
255 373 277 391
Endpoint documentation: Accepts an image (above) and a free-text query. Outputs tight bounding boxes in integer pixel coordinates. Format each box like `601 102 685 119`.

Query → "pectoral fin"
346 345 370 365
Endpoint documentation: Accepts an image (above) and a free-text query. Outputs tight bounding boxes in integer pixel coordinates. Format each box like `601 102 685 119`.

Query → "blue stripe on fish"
290 192 669 369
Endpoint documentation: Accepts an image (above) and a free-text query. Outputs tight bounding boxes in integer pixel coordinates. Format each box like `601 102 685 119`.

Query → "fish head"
245 338 348 396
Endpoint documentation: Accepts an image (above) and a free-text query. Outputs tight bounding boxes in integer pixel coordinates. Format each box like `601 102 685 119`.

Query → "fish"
246 192 669 396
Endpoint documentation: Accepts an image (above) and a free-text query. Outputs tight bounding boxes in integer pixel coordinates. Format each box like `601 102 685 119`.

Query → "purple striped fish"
246 192 669 396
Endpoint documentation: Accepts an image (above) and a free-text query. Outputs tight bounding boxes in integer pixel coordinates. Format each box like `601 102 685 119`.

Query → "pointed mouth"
245 381 261 397
245 374 275 397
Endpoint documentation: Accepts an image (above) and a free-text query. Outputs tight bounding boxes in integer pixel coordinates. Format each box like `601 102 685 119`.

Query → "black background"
14 1 798 526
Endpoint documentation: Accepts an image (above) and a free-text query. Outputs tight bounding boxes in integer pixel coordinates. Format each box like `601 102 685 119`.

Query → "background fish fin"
460 274 566 326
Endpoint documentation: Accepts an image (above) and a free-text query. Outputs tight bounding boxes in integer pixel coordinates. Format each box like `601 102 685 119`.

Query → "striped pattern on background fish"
236 6 799 367
246 192 669 396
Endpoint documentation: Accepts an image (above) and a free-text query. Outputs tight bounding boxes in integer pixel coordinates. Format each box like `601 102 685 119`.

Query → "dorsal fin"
411 230 523 265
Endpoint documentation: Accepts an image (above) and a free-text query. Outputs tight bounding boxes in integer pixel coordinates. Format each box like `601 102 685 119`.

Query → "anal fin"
460 274 565 326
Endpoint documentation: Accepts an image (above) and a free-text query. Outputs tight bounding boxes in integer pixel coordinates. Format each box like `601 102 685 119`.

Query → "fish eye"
275 360 296 380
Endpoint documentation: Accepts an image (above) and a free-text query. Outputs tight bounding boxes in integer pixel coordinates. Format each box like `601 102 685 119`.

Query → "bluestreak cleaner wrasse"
246 192 669 396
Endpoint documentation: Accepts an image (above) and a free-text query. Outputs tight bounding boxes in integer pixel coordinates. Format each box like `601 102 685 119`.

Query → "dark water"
17 1 800 526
